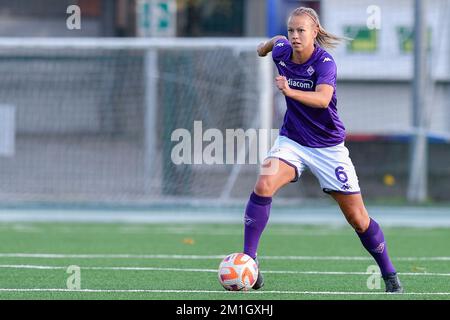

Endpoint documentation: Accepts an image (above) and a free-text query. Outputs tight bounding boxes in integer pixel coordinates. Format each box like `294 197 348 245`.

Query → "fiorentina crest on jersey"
307 65 315 75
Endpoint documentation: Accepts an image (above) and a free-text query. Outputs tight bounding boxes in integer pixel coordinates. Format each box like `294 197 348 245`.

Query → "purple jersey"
272 38 345 148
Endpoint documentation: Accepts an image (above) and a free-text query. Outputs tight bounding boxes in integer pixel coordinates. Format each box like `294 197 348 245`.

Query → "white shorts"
265 135 361 194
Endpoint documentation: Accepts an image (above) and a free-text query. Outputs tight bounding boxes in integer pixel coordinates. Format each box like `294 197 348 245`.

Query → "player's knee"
254 178 276 197
345 208 370 233
350 218 368 233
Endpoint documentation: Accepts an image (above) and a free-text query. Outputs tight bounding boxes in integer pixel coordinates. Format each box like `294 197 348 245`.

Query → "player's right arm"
257 35 288 57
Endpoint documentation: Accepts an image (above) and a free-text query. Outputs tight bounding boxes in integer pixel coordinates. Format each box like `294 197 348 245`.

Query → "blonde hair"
289 7 347 49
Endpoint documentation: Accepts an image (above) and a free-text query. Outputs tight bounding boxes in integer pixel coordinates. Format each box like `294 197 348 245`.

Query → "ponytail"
316 25 345 49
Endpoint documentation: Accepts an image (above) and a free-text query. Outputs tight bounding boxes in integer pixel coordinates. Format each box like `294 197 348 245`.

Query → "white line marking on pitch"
1 264 450 277
0 253 449 261
0 288 449 296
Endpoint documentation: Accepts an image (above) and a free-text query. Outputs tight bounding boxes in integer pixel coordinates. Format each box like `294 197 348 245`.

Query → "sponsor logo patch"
287 78 314 89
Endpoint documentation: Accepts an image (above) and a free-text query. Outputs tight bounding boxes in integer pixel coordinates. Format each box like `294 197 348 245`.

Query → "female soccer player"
244 7 403 293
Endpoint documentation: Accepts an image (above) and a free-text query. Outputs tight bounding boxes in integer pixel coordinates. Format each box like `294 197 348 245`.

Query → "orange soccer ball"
218 253 258 291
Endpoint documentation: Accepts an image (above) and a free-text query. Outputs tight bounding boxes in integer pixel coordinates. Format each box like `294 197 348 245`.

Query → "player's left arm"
275 77 333 109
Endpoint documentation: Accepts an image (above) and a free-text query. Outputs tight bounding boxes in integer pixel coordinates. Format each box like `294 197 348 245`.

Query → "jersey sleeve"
315 53 337 87
271 37 292 61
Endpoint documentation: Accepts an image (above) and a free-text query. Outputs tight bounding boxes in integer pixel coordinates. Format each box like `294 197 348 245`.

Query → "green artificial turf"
0 223 449 300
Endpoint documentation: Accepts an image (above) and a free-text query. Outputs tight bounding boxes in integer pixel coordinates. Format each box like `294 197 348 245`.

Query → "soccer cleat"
383 273 404 293
252 257 264 290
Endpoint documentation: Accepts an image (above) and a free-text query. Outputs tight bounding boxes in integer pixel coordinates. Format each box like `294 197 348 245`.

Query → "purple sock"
243 192 272 259
357 218 396 277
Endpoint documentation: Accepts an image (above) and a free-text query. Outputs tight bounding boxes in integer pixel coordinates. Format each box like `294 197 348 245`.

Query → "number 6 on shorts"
335 166 348 183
